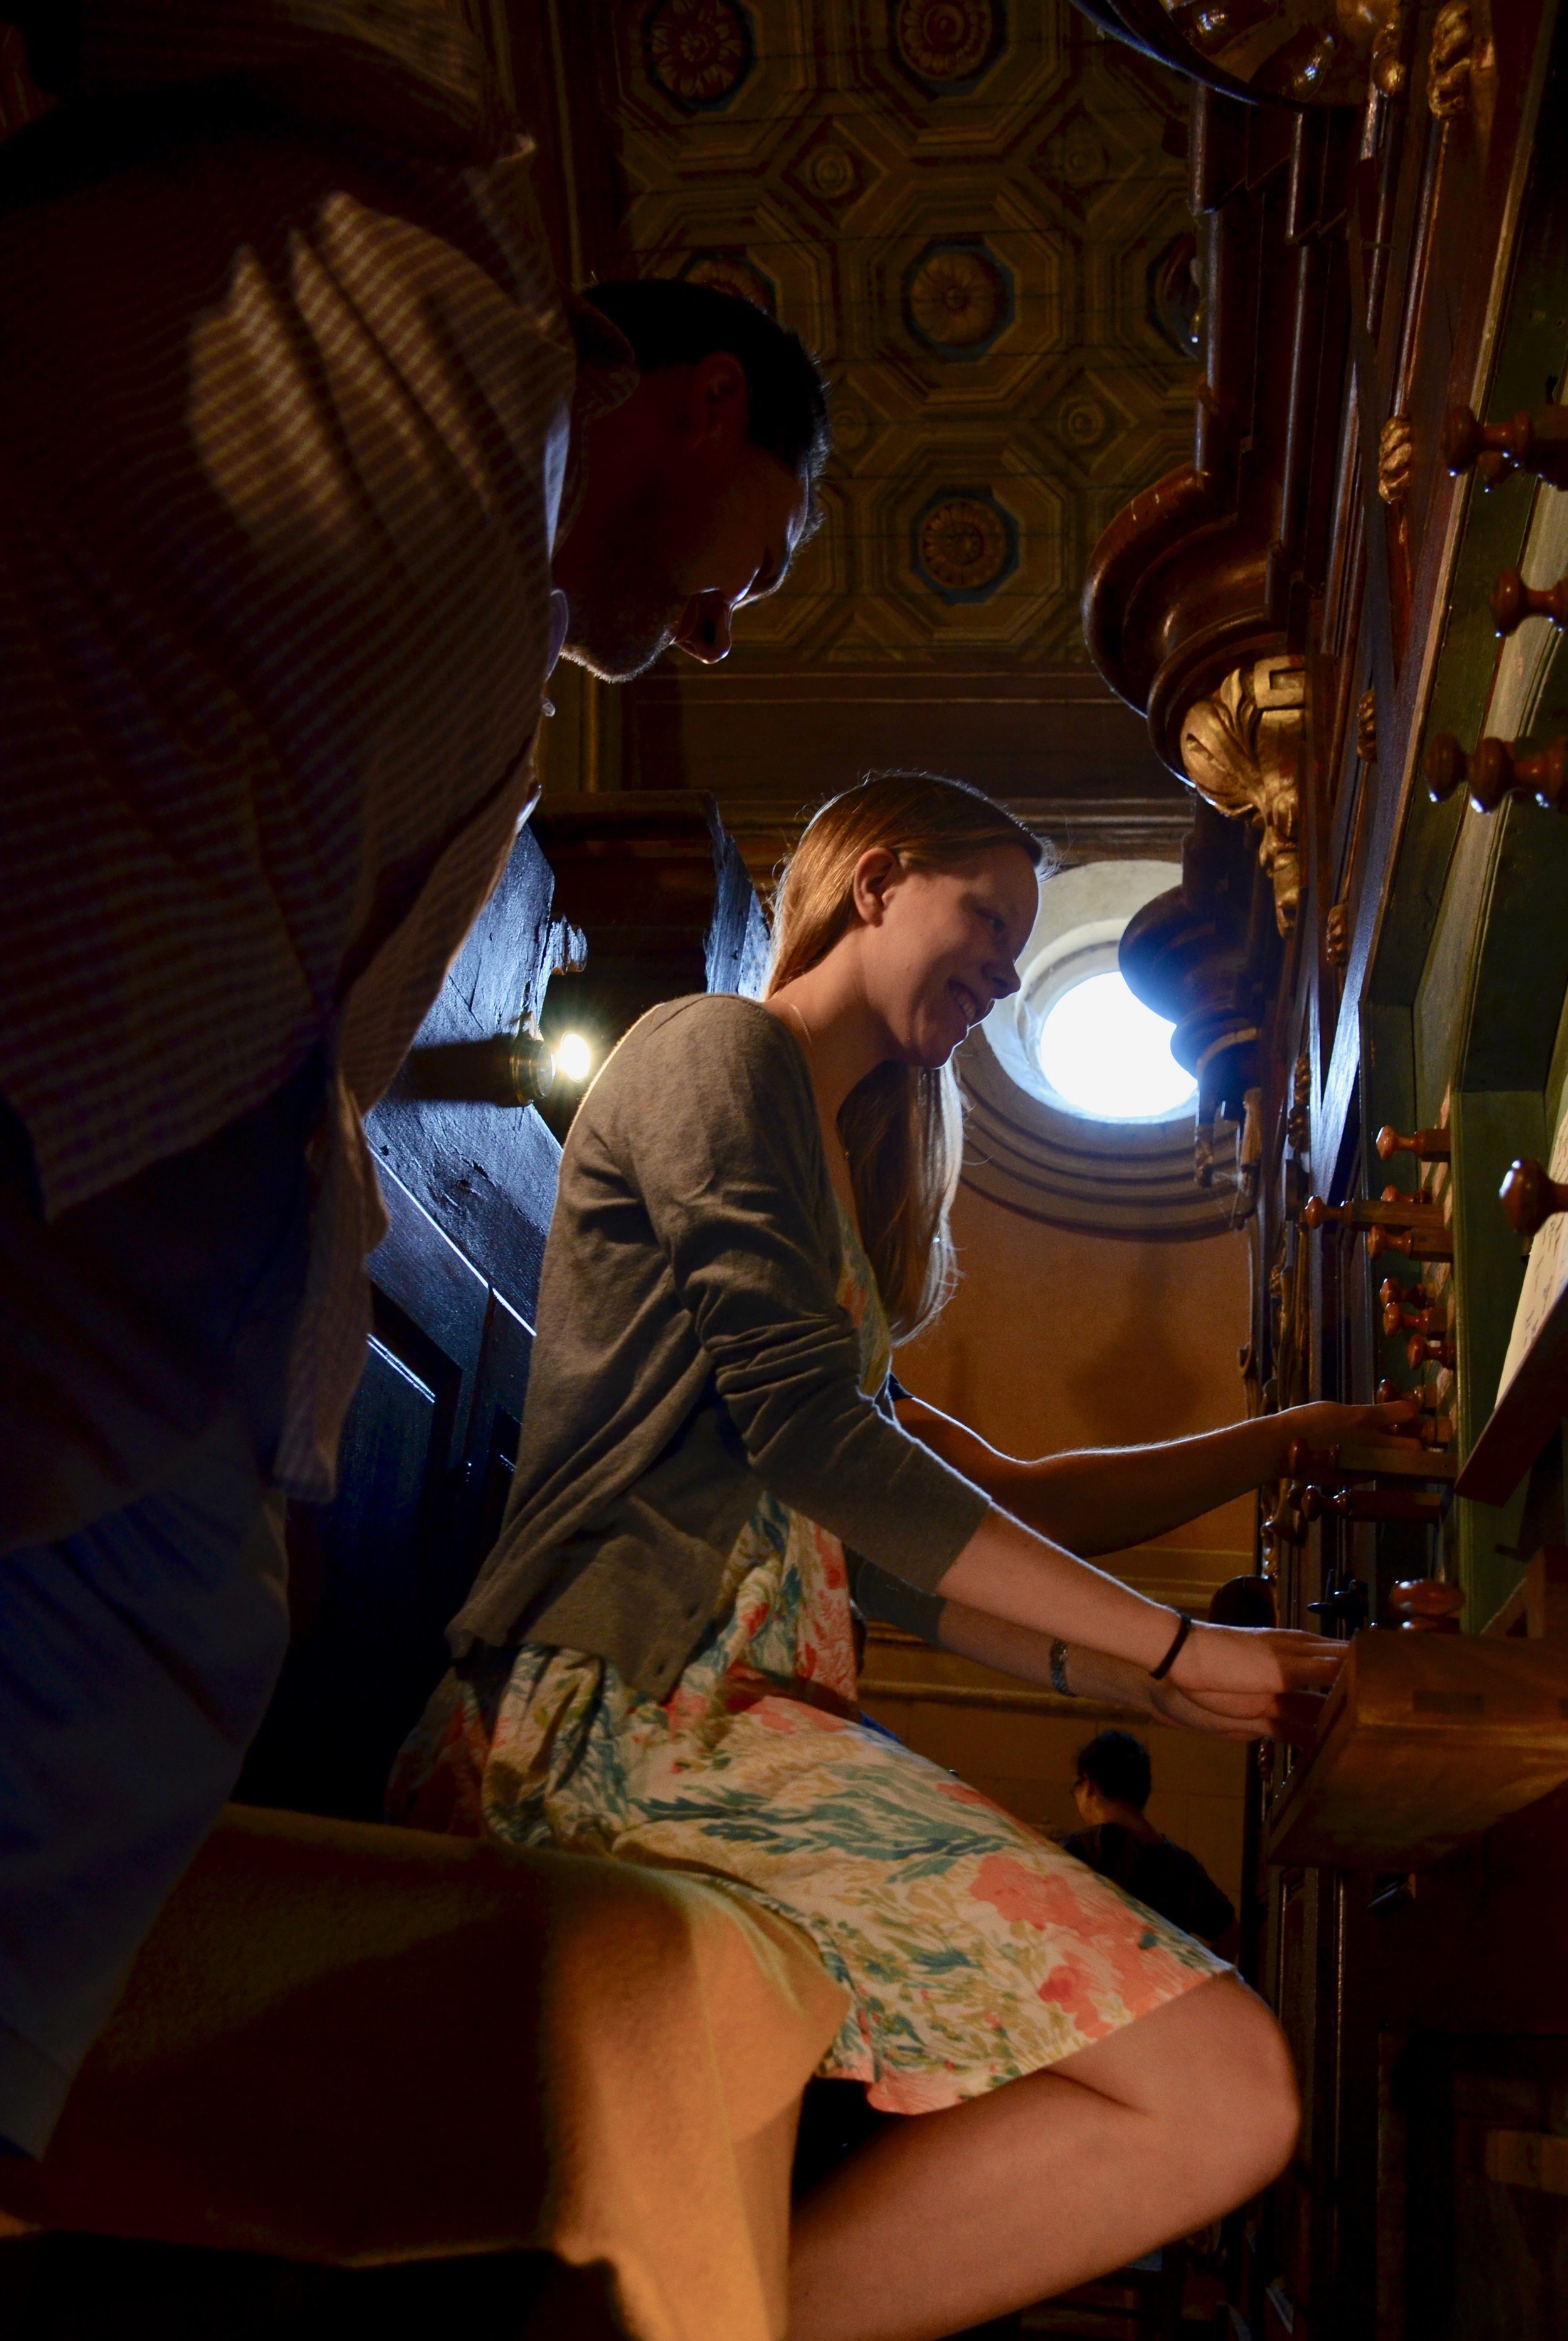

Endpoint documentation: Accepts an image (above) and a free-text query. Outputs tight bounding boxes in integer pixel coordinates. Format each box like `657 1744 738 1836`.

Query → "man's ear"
685 351 750 451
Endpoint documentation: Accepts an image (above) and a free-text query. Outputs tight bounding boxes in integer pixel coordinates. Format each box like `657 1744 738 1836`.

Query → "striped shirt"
0 4 632 1499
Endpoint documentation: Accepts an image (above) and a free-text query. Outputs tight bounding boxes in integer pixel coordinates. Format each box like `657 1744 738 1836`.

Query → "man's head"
1073 1729 1153 1825
554 279 829 681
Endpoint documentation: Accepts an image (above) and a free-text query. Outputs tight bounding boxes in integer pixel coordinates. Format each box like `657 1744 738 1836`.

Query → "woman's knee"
1189 1975 1300 2187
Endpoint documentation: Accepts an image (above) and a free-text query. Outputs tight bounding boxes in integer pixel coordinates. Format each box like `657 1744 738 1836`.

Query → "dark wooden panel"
237 1177 491 1821
370 826 568 1325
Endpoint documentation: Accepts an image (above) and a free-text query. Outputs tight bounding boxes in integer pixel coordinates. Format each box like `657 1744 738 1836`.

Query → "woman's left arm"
893 1390 1419 1556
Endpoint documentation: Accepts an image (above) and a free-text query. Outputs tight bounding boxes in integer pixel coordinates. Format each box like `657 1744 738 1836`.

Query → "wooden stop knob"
1382 1298 1441 1337
1376 1123 1451 1162
1500 1157 1568 1241
1407 1332 1456 1370
1286 1441 1340 1480
1443 404 1568 490
1369 1223 1454 1262
1425 732 1568 812
1389 1577 1465 1633
1491 568 1568 637
1344 1488 1446 1524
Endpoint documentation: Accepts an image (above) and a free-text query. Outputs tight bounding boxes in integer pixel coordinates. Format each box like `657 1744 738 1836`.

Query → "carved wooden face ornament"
1178 656 1306 938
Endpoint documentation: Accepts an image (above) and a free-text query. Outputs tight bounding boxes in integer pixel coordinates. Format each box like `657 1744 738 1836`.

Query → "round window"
1034 970 1195 1122
981 859 1195 1127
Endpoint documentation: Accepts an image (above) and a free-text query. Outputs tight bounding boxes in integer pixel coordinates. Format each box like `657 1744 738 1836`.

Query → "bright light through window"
1036 972 1196 1122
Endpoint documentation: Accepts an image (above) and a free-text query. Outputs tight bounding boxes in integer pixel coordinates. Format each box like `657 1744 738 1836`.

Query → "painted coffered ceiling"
516 0 1202 857
586 0 1199 669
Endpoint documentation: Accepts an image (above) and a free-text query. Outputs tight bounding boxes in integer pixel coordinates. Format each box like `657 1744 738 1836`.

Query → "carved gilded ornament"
1356 685 1377 763
1287 1050 1311 1155
644 0 752 111
906 245 1010 354
895 0 999 84
1157 0 1412 105
1325 900 1352 967
1427 0 1473 118
1377 413 1414 506
1178 657 1305 938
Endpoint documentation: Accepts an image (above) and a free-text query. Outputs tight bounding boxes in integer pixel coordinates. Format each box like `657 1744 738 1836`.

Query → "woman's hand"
1282 1396 1422 1453
1167 1620 1345 1700
1149 1677 1331 1746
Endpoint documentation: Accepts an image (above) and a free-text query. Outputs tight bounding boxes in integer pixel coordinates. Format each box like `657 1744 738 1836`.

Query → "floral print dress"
390 1208 1225 2113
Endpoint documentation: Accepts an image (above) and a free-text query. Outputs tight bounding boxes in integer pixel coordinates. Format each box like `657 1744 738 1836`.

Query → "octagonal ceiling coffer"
644 0 756 114
894 0 1008 96
912 489 1020 604
904 238 1015 359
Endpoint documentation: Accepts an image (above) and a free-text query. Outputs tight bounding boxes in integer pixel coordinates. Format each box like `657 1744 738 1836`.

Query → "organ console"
1080 5 1568 2323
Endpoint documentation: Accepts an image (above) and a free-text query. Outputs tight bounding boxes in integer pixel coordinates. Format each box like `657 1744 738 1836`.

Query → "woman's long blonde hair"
765 771 1046 1342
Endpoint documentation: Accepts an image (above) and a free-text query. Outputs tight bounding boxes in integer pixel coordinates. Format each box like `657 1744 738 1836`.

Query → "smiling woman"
401 772 1320 2340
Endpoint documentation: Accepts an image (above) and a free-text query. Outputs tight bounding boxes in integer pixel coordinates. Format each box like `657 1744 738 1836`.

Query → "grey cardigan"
451 994 991 1696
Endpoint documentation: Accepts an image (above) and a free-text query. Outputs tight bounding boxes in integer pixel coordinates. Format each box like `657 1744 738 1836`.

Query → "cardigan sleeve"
606 998 990 1596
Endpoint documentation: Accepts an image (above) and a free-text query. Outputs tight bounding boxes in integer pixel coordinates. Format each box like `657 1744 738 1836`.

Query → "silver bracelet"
1049 1637 1073 1697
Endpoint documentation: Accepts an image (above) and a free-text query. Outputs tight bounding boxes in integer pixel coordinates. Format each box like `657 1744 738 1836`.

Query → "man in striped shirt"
0 2 829 2158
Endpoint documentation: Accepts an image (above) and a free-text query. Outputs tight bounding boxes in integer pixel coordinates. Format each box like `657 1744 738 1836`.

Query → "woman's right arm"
936 1598 1330 1744
935 1507 1342 1707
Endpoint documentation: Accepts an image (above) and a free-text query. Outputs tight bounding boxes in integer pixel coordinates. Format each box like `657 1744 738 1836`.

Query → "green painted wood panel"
1451 1090 1542 1630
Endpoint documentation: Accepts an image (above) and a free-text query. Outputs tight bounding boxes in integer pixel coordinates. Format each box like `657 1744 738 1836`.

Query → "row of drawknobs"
1424 402 1567 809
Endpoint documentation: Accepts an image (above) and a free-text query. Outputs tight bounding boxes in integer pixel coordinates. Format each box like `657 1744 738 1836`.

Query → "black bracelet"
1149 1610 1192 1682
1049 1637 1073 1697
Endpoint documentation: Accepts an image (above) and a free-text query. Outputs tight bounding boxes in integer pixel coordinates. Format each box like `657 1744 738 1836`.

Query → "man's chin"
559 629 672 685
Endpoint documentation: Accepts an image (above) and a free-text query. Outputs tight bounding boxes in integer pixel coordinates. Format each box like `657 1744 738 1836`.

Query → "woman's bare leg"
788 1973 1298 2341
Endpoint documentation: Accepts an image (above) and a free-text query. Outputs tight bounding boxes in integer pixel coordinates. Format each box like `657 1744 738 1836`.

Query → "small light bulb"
554 1031 593 1083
